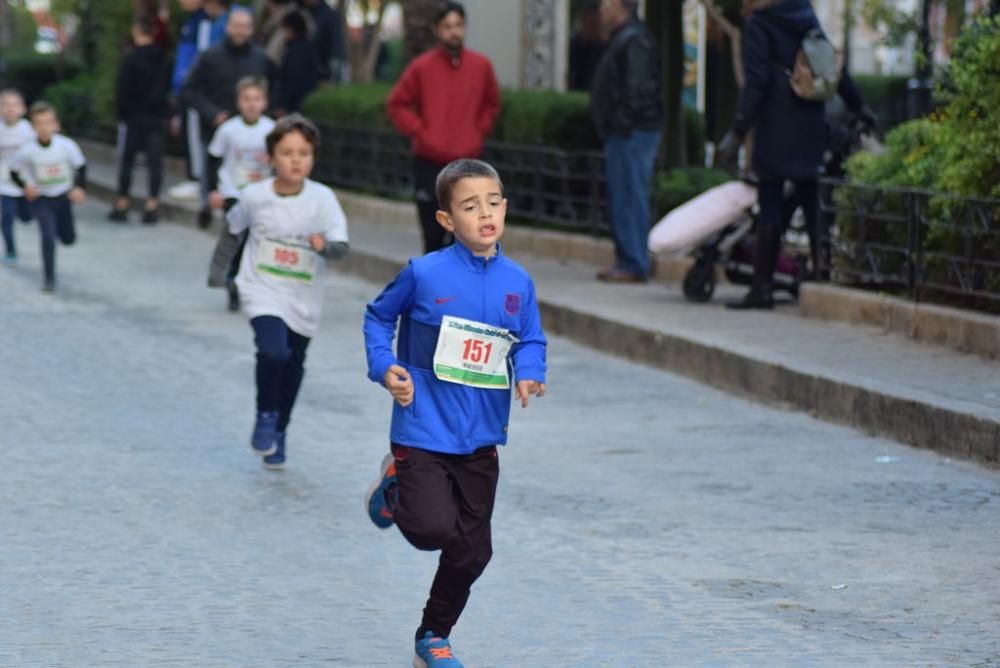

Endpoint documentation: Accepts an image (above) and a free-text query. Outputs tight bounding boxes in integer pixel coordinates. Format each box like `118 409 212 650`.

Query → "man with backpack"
718 0 873 309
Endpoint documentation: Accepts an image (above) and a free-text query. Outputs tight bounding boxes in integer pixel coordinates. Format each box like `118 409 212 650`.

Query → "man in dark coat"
590 0 663 283
181 7 276 227
719 0 872 309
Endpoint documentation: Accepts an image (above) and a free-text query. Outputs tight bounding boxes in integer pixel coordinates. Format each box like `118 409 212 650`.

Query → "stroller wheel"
683 259 716 303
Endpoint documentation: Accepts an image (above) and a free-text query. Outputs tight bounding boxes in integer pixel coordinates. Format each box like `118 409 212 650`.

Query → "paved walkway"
2 201 1000 666
80 142 1000 463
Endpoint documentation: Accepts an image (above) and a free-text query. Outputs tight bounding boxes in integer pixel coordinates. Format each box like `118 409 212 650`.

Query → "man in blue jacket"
169 0 230 208
363 159 547 668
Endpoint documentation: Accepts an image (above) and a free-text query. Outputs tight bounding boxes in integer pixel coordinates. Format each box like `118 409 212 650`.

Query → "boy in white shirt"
207 76 276 311
225 114 349 469
10 102 87 292
0 89 35 264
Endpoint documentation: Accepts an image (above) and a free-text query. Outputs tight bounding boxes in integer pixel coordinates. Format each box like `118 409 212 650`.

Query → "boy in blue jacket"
363 159 547 668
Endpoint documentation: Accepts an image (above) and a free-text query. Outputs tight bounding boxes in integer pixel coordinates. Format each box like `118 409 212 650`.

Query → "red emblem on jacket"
504 293 521 315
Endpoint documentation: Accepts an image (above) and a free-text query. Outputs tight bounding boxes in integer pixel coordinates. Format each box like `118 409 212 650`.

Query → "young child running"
227 114 349 469
0 89 35 265
363 159 548 668
10 102 86 292
207 76 275 311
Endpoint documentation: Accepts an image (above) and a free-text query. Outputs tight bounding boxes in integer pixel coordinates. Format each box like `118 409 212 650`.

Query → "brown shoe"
596 268 648 283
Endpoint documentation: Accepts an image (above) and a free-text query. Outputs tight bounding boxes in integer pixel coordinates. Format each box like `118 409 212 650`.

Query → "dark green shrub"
301 83 393 128
0 55 84 106
653 167 731 218
851 74 910 132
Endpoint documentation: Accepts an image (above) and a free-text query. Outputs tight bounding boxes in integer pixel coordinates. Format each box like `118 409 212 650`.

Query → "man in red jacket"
387 1 500 253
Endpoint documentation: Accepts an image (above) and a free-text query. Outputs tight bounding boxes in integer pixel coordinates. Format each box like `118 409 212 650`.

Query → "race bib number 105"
255 237 318 282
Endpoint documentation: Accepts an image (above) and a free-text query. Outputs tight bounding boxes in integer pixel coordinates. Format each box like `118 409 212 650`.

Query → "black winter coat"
279 37 320 113
734 0 839 180
181 39 276 132
590 18 663 140
116 44 171 120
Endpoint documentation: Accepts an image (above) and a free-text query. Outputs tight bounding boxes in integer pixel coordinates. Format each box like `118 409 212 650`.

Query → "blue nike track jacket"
364 242 547 455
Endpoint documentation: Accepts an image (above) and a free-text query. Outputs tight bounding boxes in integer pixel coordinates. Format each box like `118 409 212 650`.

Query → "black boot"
728 213 781 310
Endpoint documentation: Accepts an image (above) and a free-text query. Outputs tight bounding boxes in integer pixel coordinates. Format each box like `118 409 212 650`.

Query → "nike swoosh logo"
435 296 456 304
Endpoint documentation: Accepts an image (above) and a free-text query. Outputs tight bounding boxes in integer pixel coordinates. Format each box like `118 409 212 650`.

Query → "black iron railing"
821 179 1000 311
313 122 610 235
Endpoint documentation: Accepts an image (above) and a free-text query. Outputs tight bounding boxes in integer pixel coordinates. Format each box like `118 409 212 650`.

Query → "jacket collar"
449 239 503 271
436 46 465 68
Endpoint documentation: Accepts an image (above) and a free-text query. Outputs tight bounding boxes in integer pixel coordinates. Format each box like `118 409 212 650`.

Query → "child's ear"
435 209 454 232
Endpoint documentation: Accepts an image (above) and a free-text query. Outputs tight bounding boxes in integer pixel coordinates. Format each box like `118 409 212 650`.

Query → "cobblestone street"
2 202 999 667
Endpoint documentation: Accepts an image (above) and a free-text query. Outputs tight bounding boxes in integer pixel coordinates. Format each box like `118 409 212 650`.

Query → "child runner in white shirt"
10 101 86 292
0 89 35 264
207 76 276 311
226 114 350 469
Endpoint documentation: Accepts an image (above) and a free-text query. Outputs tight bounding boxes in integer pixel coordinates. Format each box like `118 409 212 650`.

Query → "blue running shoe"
251 411 279 456
263 431 286 469
413 632 463 668
364 452 397 529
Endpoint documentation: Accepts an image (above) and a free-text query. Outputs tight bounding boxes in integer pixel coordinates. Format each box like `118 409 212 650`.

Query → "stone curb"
80 141 1000 465
800 283 999 361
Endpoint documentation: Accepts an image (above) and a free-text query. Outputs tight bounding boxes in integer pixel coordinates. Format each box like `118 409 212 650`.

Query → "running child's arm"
512 280 548 408
364 262 417 388
311 189 351 260
9 151 37 200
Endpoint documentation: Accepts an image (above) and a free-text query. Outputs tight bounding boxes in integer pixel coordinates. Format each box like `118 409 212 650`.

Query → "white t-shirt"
0 119 36 197
10 134 86 198
228 178 349 338
208 116 275 199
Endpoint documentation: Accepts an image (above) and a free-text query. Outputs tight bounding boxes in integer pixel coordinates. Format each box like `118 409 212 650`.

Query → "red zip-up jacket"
387 47 501 165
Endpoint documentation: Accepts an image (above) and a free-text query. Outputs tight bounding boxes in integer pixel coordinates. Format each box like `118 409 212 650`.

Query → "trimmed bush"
301 84 707 159
851 74 910 132
0 55 84 107
653 167 731 218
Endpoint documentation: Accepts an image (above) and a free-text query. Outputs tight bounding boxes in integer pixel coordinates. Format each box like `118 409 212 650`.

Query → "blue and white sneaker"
251 411 279 456
364 452 397 529
263 431 286 469
413 632 463 668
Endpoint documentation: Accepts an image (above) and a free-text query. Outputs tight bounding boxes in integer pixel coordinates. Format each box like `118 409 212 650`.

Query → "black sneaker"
142 208 160 224
107 207 128 223
197 207 212 228
42 279 55 293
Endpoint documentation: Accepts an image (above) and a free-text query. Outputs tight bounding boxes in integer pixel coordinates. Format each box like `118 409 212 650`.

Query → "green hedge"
654 167 731 218
0 55 84 107
303 84 707 162
852 74 910 132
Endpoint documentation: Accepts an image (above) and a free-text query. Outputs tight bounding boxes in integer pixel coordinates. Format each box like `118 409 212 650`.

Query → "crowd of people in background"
107 0 347 228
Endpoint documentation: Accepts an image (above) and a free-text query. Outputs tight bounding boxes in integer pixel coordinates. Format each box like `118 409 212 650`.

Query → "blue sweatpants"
251 316 311 431
1 194 32 257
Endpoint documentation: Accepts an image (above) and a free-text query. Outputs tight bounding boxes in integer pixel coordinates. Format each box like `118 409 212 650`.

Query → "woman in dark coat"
277 11 320 113
720 0 869 309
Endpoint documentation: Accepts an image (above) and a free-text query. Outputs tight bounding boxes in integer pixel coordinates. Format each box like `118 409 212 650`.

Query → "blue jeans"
1 194 32 256
251 316 311 431
33 196 76 282
604 130 662 277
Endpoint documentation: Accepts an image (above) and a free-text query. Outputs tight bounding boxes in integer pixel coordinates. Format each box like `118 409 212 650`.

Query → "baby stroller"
648 179 809 303
649 111 880 304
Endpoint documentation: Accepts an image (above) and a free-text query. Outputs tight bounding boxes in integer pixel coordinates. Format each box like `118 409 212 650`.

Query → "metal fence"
821 179 1000 311
312 122 611 235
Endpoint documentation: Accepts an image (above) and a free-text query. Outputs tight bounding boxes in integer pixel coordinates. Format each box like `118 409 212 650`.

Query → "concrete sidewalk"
81 141 1000 464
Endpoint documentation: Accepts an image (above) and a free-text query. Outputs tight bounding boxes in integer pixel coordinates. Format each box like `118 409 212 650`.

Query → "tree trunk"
647 0 687 167
401 0 440 65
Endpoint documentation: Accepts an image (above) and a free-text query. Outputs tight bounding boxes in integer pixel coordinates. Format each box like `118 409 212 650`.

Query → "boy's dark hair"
280 10 309 38
236 76 268 97
435 1 466 24
204 0 230 7
29 101 57 120
133 14 155 36
266 113 320 155
436 159 504 211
